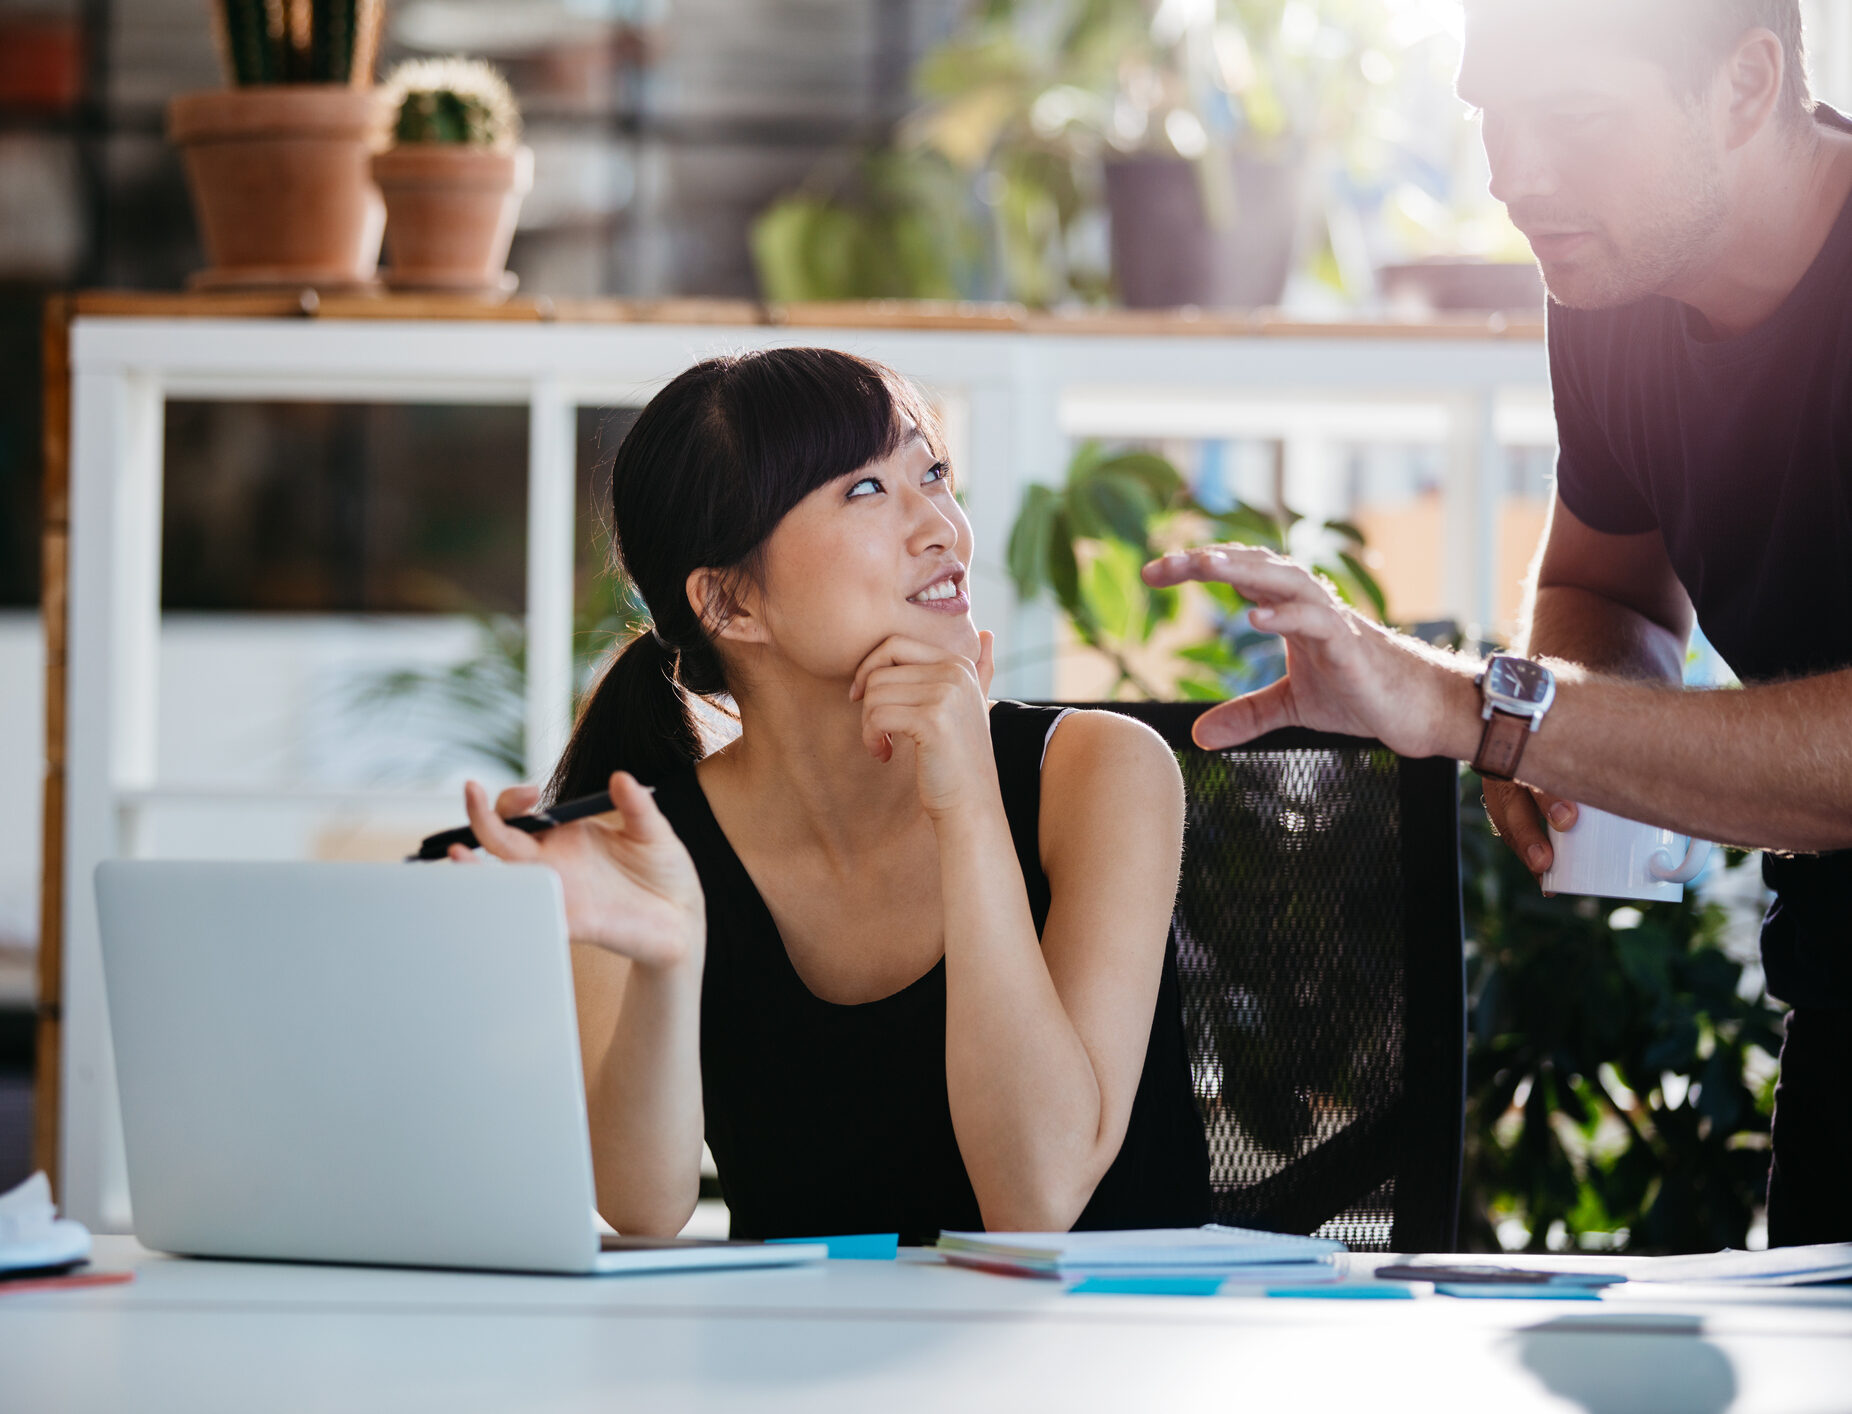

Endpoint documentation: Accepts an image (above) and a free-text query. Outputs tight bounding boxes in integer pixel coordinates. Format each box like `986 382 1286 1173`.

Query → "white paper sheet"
1618 1243 1852 1285
0 1171 93 1274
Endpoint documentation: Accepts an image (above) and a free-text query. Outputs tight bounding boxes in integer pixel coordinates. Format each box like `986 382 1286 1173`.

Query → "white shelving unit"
53 304 1549 1230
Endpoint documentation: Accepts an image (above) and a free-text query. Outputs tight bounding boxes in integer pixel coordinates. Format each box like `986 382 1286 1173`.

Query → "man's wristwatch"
1472 654 1556 781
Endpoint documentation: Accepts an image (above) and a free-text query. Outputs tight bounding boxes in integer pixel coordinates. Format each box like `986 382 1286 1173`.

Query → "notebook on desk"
95 860 825 1277
936 1225 1345 1279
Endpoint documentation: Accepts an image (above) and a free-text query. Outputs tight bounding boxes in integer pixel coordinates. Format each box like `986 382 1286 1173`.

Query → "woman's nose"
903 486 957 553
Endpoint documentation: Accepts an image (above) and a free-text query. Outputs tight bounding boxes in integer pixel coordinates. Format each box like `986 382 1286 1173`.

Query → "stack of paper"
1617 1244 1852 1286
935 1225 1345 1282
0 1173 91 1277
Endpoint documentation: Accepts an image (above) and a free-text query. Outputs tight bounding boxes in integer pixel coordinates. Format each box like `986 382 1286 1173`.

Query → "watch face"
1486 656 1553 706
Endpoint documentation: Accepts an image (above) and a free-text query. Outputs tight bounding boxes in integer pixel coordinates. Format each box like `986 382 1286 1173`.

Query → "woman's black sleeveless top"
649 700 1212 1244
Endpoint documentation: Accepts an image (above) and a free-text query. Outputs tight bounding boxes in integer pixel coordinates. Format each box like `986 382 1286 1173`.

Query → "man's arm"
1464 663 1852 853
1143 544 1852 855
1522 494 1692 678
1486 495 1694 874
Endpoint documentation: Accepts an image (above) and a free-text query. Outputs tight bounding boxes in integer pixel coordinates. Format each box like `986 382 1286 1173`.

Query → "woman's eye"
847 476 883 498
924 461 948 485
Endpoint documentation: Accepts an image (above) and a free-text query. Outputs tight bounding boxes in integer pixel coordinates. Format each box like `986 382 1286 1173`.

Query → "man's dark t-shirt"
1549 105 1852 1011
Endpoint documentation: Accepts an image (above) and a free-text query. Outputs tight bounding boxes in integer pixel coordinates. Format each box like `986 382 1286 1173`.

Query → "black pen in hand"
407 787 653 862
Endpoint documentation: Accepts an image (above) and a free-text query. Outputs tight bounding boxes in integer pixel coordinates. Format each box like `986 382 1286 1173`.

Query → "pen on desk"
407 787 654 862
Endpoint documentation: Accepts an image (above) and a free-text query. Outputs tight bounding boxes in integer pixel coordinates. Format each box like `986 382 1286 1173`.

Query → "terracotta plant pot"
371 145 534 293
168 86 391 290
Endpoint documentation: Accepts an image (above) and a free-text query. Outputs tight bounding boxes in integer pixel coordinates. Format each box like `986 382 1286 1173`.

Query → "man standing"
1148 0 1852 1246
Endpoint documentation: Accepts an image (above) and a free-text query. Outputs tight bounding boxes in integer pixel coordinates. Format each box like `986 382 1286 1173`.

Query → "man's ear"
686 567 767 646
1719 28 1785 150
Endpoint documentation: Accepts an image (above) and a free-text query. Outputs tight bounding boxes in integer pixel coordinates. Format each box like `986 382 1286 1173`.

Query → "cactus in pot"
168 0 391 288
372 58 535 294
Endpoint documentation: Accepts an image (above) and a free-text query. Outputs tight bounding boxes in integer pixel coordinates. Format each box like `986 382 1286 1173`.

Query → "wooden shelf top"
67 291 1546 341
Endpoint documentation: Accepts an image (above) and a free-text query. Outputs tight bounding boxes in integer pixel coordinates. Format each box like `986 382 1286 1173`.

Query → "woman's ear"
686 567 767 646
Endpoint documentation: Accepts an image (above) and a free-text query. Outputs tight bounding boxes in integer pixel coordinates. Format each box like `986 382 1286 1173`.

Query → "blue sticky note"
1264 1285 1415 1300
1069 1276 1227 1297
1435 1283 1599 1301
768 1233 899 1261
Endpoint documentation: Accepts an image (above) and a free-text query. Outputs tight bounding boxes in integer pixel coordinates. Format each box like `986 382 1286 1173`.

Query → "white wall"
1807 0 1852 110
148 614 495 791
130 614 514 865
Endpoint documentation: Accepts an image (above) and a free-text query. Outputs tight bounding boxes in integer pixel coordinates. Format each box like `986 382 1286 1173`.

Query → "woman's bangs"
721 350 947 533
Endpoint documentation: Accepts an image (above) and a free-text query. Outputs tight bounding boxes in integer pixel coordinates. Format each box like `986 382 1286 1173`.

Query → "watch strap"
1473 709 1531 782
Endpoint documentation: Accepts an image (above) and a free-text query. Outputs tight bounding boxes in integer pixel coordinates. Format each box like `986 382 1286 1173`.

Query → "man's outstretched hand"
1141 545 1474 760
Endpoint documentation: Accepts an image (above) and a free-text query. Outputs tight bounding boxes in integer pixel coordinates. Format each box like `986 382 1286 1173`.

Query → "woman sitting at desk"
454 347 1210 1242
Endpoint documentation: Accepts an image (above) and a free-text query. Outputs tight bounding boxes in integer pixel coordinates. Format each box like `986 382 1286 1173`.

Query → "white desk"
4 1238 1850 1412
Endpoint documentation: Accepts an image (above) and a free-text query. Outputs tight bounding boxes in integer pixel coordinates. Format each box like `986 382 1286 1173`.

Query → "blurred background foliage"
752 0 1520 306
1005 441 1784 1255
1461 817 1783 1254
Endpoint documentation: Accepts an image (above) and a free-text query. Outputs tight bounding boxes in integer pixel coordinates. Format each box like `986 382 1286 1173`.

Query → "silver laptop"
95 860 823 1275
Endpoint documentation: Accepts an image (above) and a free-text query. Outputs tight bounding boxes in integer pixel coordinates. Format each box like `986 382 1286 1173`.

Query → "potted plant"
955 0 1393 311
372 58 534 294
904 0 1264 309
168 0 390 289
1091 2 1307 310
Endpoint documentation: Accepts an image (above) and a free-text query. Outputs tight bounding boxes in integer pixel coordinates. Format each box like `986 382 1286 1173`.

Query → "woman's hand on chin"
850 630 1000 822
450 772 705 971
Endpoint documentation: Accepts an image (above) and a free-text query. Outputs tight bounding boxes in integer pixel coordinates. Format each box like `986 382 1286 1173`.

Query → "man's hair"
1473 0 1815 121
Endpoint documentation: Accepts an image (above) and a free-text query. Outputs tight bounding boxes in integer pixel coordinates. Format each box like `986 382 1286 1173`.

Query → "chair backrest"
1079 703 1465 1253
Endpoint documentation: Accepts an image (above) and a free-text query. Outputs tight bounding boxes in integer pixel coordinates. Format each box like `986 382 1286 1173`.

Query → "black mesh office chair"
1084 703 1465 1253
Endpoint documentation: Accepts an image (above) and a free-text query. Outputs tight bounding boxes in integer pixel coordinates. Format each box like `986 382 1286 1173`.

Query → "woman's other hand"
850 629 998 821
451 771 704 971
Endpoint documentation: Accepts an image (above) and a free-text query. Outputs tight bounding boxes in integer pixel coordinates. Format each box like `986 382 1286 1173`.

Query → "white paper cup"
1542 805 1711 903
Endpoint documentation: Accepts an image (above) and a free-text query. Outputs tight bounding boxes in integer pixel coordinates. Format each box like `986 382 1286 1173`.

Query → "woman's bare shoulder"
1038 709 1184 853
1042 708 1180 778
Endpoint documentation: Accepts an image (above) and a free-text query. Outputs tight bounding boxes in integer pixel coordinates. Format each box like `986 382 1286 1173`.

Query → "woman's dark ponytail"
545 346 943 804
546 632 699 802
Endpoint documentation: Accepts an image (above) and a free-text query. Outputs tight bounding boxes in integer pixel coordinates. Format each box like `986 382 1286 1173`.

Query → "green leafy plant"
1461 799 1783 1253
211 0 383 86
752 149 983 303
1006 445 1782 1253
1006 438 1384 697
751 2 1144 306
383 57 523 149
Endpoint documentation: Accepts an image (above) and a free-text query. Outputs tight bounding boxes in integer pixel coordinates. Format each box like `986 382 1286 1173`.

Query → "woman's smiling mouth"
907 568 969 613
